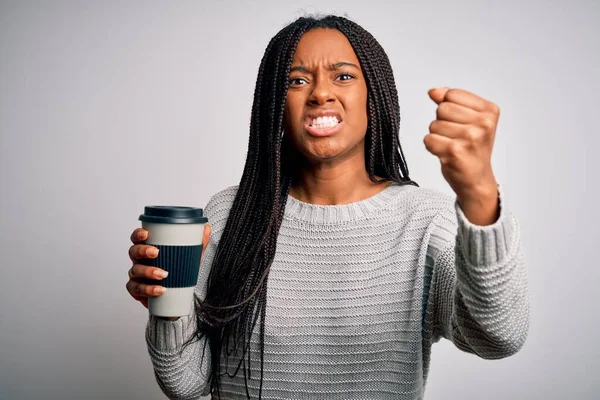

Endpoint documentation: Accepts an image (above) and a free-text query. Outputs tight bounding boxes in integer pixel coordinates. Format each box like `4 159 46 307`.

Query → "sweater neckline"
284 182 409 224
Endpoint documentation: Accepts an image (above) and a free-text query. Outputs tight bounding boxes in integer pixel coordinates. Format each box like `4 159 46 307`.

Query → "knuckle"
447 141 461 157
135 264 147 277
428 120 437 132
480 117 494 130
136 283 147 295
436 103 449 119
423 134 432 147
465 127 480 141
489 102 500 115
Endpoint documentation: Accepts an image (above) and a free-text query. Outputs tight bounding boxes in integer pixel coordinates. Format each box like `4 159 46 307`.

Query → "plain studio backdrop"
1 1 598 399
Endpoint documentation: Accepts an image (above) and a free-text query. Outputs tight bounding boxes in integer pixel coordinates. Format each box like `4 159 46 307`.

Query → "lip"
304 110 343 137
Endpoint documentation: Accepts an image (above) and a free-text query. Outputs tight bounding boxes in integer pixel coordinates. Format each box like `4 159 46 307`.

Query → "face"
283 28 368 164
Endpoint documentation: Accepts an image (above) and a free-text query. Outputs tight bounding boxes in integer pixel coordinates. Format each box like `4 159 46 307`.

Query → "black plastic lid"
139 206 208 224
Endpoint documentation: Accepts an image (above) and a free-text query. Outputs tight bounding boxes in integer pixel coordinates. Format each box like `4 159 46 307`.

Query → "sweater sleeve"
145 311 211 399
424 184 530 359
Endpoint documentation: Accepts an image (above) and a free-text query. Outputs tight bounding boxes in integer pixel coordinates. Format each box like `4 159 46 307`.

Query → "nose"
308 76 335 106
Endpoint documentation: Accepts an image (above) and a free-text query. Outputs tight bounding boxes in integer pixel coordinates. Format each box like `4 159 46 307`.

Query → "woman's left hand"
424 87 500 225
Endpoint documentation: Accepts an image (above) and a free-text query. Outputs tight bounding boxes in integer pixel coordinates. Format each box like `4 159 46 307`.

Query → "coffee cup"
138 206 208 317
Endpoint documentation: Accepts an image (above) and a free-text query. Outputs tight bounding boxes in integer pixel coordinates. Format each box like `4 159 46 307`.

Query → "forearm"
454 186 530 357
428 186 530 358
452 225 529 358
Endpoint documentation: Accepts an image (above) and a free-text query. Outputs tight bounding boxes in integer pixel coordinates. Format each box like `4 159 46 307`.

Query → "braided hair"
184 14 419 399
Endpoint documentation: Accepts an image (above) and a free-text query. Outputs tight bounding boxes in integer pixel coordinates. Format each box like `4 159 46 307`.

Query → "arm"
425 185 530 359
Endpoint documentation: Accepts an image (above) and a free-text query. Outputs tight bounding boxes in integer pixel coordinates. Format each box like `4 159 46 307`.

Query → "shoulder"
386 183 459 258
386 182 456 221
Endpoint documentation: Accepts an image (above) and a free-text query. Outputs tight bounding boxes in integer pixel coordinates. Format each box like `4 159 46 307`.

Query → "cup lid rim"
139 205 208 224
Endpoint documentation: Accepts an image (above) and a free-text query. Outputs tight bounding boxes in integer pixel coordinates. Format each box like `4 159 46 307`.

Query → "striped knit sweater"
145 182 529 399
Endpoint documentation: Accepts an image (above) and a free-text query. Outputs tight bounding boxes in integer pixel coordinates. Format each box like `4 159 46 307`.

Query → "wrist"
457 183 500 226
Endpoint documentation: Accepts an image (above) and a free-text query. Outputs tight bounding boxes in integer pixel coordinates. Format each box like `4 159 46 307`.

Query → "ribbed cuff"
145 310 198 352
454 183 517 265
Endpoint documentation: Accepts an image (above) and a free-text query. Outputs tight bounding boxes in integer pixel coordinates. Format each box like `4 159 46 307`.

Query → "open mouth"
304 113 343 137
309 116 340 129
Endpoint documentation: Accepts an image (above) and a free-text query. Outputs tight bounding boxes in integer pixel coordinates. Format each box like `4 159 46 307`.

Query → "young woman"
126 15 529 400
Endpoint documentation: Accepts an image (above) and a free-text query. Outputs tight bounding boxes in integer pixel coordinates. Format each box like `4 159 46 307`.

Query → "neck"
289 153 391 205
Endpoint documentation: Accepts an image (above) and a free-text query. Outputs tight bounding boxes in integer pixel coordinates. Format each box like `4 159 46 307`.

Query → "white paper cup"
139 206 208 317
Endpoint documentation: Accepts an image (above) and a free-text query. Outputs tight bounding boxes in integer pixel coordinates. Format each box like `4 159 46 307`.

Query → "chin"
305 148 354 164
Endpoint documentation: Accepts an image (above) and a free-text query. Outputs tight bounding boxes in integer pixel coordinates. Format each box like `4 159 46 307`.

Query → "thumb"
428 87 450 104
200 223 212 263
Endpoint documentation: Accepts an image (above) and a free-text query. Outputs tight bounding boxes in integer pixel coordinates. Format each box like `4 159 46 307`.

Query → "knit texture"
145 183 529 399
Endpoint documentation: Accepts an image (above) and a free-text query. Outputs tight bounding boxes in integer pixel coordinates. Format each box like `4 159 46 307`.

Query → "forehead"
291 28 360 66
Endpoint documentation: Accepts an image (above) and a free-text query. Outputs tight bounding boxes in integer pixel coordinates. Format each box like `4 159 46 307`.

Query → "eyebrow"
289 62 360 73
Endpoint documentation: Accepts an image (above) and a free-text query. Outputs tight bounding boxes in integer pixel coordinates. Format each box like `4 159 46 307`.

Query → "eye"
289 77 308 85
336 73 355 81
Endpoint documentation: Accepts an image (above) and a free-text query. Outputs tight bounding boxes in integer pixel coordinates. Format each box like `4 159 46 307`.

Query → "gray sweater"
145 183 530 399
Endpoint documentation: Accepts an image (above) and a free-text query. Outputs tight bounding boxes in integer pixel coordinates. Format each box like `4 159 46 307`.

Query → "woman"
126 15 529 400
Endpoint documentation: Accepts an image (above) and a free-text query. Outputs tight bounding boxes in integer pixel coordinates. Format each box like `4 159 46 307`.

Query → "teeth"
311 116 339 128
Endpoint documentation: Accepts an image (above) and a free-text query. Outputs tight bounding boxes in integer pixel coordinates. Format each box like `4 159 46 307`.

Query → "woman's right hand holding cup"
126 228 168 309
126 224 211 321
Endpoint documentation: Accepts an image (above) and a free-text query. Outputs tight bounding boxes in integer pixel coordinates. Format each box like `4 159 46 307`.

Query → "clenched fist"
424 87 500 226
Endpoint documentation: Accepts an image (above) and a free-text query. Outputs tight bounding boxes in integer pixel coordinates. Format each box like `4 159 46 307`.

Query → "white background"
1 1 598 399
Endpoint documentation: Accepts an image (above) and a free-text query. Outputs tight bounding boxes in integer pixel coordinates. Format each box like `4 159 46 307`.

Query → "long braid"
180 15 419 399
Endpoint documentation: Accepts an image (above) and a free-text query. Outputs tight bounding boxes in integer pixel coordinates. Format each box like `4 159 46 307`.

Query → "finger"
427 87 450 104
130 264 169 280
200 224 212 264
127 280 166 297
436 101 479 124
126 281 153 307
428 120 466 139
423 133 455 160
128 244 159 263
132 294 149 309
130 228 148 244
138 297 149 308
437 88 490 112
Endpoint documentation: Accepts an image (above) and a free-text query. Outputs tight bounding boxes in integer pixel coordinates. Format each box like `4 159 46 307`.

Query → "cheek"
285 93 302 115
349 103 369 136
359 90 369 126
284 98 303 130
346 94 369 133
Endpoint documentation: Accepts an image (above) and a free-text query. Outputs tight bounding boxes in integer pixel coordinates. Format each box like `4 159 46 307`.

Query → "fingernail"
147 248 159 257
138 231 147 239
154 287 166 295
154 270 168 279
